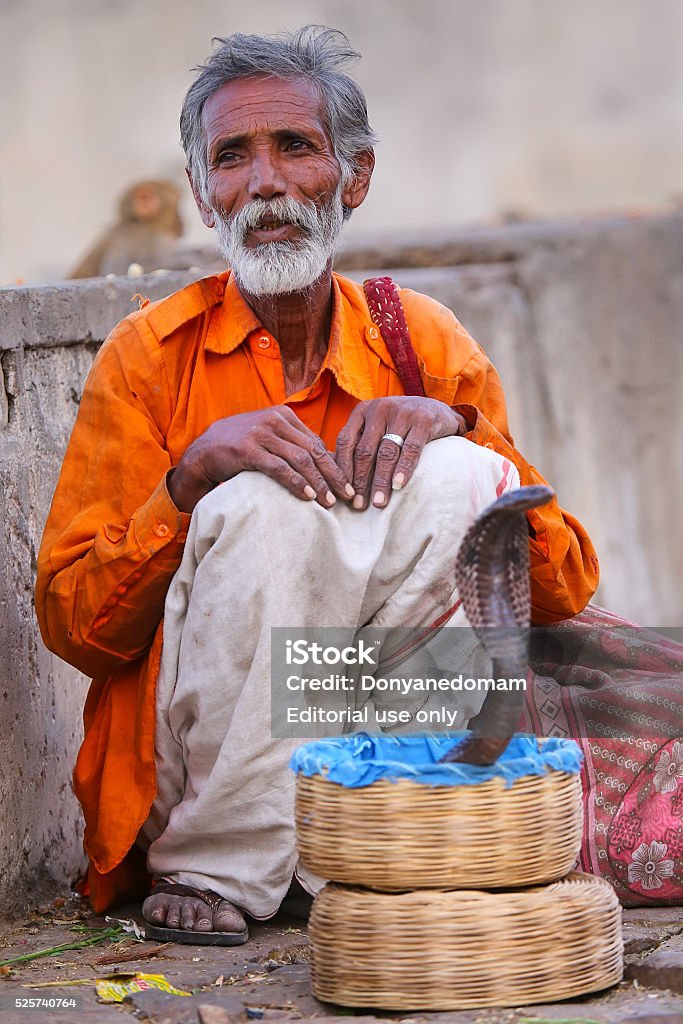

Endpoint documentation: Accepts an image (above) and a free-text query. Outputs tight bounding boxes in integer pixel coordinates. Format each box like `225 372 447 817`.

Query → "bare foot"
142 884 247 935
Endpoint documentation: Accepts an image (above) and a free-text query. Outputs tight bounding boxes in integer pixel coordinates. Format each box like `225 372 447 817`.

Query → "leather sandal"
143 880 249 945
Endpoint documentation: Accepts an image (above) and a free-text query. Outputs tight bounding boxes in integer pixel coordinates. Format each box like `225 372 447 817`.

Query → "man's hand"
169 406 355 514
335 397 467 510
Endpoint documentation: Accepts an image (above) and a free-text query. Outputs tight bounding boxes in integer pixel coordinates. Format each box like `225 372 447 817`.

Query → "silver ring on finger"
382 432 405 449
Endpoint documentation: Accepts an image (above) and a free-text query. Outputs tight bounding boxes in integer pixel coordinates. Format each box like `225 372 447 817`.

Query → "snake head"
440 484 555 766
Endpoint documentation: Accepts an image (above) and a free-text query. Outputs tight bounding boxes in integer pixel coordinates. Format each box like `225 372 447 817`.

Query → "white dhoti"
139 437 519 917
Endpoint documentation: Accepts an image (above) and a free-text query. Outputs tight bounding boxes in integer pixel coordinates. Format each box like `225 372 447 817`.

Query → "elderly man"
36 26 598 944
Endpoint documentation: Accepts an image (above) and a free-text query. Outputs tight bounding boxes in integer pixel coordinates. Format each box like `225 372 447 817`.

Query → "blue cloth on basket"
290 732 582 788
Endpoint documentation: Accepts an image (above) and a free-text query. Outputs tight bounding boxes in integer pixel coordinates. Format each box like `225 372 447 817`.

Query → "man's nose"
248 151 287 200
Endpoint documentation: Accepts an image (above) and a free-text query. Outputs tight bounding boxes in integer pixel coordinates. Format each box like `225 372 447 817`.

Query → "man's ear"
340 149 375 212
186 167 215 229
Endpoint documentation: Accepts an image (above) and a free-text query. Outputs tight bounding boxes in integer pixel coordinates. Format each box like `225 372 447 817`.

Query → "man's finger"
272 410 355 500
253 452 317 502
307 438 356 501
259 416 352 499
350 424 388 510
390 431 429 493
334 407 366 483
278 404 344 449
271 440 348 507
368 435 404 507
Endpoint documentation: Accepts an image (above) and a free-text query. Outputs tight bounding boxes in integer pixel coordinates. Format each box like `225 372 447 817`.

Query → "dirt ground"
1 894 682 1024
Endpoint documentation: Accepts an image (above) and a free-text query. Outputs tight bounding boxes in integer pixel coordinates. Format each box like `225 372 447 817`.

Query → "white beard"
213 188 345 297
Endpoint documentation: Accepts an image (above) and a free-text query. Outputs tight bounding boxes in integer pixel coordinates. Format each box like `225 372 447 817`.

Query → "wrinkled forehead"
202 75 332 148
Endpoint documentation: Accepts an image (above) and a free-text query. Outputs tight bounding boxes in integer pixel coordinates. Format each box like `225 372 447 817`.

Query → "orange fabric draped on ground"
35 271 599 911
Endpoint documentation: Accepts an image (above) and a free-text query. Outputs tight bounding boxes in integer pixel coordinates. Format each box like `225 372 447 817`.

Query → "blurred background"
2 0 683 284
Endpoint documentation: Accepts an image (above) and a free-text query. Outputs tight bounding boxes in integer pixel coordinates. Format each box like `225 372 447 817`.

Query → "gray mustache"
230 198 318 238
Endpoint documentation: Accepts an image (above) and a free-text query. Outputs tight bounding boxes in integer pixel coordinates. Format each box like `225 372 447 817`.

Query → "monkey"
68 180 184 279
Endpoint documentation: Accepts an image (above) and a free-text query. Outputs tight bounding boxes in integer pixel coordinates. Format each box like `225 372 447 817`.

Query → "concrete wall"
0 271 203 912
0 214 681 909
340 215 683 629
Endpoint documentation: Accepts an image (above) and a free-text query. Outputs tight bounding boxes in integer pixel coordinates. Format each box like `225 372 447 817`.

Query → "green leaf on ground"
0 925 125 967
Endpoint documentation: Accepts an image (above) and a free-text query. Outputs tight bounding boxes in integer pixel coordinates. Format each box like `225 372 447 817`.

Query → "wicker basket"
310 872 623 1010
296 768 582 890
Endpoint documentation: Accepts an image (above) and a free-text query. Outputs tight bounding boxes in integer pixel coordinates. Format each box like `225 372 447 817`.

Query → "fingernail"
373 491 386 507
392 473 405 491
353 495 364 510
345 483 356 498
325 491 336 506
304 485 316 499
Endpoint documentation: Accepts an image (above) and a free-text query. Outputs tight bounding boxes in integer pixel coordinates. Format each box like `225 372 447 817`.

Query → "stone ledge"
334 211 683 270
625 935 683 995
0 269 204 351
623 907 683 956
3 213 682 353
172 212 683 276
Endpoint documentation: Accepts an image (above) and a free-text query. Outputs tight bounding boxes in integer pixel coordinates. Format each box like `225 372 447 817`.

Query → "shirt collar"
204 271 376 401
204 272 260 356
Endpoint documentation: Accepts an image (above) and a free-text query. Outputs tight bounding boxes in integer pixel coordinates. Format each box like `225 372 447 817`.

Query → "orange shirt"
35 271 598 910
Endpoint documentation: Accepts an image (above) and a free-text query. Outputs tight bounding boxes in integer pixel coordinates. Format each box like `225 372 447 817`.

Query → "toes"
142 890 246 936
194 910 214 932
142 894 170 924
180 901 197 931
165 899 182 929
215 901 247 934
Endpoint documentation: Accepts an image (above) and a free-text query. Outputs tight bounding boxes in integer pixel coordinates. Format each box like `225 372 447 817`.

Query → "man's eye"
287 139 311 152
216 151 240 165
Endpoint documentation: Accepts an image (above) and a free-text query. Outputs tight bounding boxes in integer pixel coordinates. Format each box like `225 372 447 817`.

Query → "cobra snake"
439 484 554 766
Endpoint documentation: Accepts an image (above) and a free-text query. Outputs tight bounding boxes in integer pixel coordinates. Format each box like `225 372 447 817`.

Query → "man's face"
196 75 352 295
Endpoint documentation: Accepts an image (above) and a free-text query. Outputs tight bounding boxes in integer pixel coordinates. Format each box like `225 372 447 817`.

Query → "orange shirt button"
367 326 380 340
177 531 187 543
215 282 224 297
154 523 170 538
257 336 271 349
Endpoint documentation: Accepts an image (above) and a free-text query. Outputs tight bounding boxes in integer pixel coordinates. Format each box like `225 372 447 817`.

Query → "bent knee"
195 470 304 512
193 469 337 537
411 437 519 505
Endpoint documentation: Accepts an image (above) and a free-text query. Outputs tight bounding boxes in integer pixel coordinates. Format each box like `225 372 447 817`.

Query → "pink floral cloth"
521 605 683 906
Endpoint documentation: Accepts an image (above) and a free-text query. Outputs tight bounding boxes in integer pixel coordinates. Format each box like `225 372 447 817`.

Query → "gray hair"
180 25 377 203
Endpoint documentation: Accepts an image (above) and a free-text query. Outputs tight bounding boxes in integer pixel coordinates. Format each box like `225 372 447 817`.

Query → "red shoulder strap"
363 276 426 397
